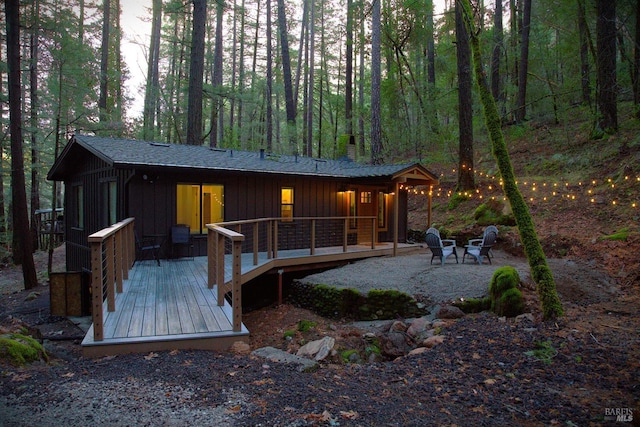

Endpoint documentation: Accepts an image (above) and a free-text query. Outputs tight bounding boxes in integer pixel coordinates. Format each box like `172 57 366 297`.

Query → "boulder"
423 335 445 348
252 346 318 372
296 336 335 361
406 317 431 339
437 305 465 319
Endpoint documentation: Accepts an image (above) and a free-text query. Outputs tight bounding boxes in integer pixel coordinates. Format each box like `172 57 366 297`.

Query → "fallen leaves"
144 352 159 360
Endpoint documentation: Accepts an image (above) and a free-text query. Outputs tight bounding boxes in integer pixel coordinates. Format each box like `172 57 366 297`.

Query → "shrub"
488 266 524 317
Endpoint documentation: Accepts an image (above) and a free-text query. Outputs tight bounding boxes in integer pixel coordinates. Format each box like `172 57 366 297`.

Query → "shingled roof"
48 134 438 183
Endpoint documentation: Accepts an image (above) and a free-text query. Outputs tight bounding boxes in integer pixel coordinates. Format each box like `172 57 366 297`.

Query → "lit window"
281 187 294 221
177 183 224 233
378 192 388 229
361 191 372 203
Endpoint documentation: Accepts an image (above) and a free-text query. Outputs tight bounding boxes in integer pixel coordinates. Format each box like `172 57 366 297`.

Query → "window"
360 191 372 204
281 187 294 221
378 192 388 230
102 180 117 227
73 184 84 229
348 190 357 228
177 183 224 234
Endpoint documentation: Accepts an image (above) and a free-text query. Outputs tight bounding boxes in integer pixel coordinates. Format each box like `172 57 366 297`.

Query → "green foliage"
294 283 425 320
599 227 630 241
524 340 557 365
455 297 491 314
283 330 295 339
448 192 470 210
474 200 515 226
0 334 48 366
297 320 317 332
488 266 524 317
341 349 360 363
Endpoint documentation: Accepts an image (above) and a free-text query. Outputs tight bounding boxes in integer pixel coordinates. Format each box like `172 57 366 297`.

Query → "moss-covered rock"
289 281 426 320
0 333 48 366
488 266 524 317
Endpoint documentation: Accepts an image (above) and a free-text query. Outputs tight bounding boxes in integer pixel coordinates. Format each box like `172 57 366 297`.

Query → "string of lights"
401 169 639 209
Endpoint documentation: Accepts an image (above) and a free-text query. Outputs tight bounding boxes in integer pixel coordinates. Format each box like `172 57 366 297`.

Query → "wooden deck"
82 241 420 357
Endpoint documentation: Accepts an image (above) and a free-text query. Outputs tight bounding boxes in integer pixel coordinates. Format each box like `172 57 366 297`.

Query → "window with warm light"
176 183 224 233
361 191 372 203
378 192 388 229
281 187 294 221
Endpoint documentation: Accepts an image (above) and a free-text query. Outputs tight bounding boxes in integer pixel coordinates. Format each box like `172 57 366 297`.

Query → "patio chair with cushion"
463 226 498 264
425 227 458 265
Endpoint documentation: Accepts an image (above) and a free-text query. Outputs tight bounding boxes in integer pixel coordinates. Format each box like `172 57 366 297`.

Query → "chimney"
347 143 356 161
260 148 265 160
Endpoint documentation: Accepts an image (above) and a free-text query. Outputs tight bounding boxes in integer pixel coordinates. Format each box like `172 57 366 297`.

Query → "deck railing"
88 218 135 341
206 216 377 332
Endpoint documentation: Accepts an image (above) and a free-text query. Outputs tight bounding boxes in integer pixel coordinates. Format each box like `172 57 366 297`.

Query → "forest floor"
1 108 639 425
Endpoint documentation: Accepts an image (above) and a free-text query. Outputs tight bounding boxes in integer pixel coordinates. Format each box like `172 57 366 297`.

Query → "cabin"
48 134 439 272
47 134 439 356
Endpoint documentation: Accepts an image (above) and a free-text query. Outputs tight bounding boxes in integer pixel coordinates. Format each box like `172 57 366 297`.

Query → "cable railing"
206 216 377 332
87 218 135 342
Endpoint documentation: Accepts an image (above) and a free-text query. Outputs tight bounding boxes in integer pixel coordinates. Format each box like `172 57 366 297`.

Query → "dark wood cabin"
47 134 439 273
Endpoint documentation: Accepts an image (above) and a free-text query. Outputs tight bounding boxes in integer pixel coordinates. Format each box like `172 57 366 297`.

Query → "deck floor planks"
84 241 414 355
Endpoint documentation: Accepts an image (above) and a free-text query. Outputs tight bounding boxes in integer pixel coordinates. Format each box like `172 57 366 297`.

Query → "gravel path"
296 248 532 303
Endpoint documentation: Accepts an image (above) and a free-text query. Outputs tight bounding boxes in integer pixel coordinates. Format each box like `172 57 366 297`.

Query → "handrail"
206 216 377 332
88 217 136 341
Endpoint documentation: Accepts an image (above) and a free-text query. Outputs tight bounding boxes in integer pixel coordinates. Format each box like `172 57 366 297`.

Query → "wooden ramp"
82 242 421 357
82 257 249 357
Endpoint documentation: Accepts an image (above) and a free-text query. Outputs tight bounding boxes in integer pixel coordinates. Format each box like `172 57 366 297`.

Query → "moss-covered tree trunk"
460 0 563 320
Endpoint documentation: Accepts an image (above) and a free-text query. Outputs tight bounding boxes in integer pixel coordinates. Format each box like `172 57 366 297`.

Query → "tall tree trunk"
455 0 474 191
276 0 297 153
514 0 531 123
460 0 563 320
491 0 503 109
210 0 224 147
113 0 122 132
187 0 206 145
577 0 592 106
358 0 366 157
634 0 640 117
306 0 315 157
595 0 617 134
99 0 110 129
237 0 247 148
143 0 162 140
371 0 383 164
426 0 438 133
5 0 38 289
345 0 354 150
30 0 41 252
0 41 5 239
266 0 274 151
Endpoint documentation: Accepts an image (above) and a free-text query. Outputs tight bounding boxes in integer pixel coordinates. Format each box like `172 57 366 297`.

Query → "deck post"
310 219 316 255
207 227 215 289
114 231 124 293
273 220 279 258
232 239 243 331
216 232 225 304
371 217 376 249
267 220 273 259
106 235 116 312
343 218 348 252
90 241 104 341
394 182 399 256
253 222 259 265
